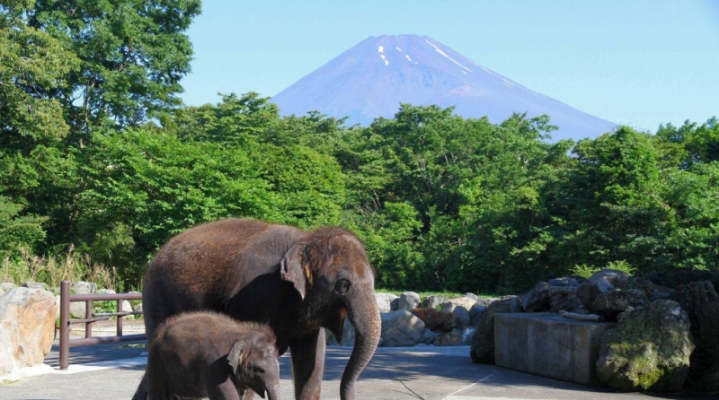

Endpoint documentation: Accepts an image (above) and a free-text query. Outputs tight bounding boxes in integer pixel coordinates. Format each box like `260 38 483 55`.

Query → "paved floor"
3 341 714 400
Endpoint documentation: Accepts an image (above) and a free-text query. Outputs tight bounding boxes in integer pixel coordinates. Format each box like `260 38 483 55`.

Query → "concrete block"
494 312 616 386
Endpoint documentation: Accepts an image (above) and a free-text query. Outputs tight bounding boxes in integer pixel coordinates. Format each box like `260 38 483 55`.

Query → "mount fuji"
271 35 616 141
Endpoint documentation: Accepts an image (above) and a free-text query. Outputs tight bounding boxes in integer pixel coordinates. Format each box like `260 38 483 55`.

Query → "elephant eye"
335 279 351 295
253 367 265 375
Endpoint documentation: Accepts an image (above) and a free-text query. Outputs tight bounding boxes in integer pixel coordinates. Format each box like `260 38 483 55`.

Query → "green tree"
77 129 281 285
0 196 47 260
545 127 675 275
0 1 81 255
24 0 200 132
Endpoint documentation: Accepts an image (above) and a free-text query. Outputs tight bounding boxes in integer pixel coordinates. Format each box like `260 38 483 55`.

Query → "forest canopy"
1 1 717 292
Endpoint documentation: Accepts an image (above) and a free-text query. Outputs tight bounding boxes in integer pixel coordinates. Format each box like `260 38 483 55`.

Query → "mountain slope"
271 35 615 141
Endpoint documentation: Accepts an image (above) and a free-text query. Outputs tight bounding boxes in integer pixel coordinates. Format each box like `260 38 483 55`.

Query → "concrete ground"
1 340 713 400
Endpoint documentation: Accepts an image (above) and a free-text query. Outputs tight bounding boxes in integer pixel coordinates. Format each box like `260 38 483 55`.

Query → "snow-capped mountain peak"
271 34 615 141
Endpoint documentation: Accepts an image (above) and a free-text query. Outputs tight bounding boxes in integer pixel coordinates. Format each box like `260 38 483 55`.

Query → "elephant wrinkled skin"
133 219 381 400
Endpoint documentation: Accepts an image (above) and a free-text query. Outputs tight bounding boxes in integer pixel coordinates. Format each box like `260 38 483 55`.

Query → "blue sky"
179 0 719 133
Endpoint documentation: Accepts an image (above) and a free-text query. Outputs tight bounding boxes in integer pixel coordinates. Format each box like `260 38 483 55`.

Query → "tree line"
2 1 717 292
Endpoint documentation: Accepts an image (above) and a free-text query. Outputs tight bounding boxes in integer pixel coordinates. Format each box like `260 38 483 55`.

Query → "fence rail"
58 280 145 369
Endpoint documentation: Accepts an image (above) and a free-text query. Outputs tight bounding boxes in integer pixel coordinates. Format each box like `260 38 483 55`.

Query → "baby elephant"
146 312 281 400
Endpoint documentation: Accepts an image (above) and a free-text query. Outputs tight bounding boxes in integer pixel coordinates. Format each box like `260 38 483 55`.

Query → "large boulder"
577 269 632 310
69 281 97 318
422 295 447 309
374 293 399 313
470 295 522 364
469 305 488 329
593 289 649 320
547 286 584 313
671 280 719 392
0 288 57 376
0 283 16 297
520 282 551 312
452 306 471 330
440 296 478 313
474 297 497 307
418 328 437 345
72 281 97 294
21 281 49 291
380 310 425 347
411 308 454 332
548 277 580 287
434 328 465 346
398 292 421 311
596 300 694 392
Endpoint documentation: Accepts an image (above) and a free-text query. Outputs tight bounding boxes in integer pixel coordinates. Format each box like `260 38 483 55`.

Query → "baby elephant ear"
228 340 248 375
280 242 310 299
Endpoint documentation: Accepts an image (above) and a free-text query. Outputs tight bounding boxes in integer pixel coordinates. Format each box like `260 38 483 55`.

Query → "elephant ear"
280 242 311 299
228 340 248 375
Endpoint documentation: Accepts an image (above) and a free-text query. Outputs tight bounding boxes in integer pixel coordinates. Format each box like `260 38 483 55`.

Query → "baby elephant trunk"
266 383 280 400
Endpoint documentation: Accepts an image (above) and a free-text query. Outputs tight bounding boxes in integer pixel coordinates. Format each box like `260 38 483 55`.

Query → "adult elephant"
133 219 381 400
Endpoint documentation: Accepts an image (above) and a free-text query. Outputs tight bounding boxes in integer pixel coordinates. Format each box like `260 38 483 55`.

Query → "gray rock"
120 300 132 313
422 295 447 309
0 288 57 376
596 300 694 392
435 328 465 346
547 286 583 313
469 305 488 329
593 288 649 319
411 308 454 332
419 328 437 345
72 281 96 294
548 277 579 287
96 289 117 295
577 269 632 309
474 297 497 307
390 297 400 311
21 281 49 291
452 306 471 330
520 282 552 312
398 292 421 311
440 296 477 314
671 280 719 392
463 293 479 301
133 302 143 313
649 288 673 302
470 295 522 364
0 283 16 296
374 293 399 313
380 310 425 347
70 301 87 318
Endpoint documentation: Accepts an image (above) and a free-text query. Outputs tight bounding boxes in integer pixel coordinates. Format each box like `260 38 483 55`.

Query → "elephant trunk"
266 384 280 400
340 290 381 400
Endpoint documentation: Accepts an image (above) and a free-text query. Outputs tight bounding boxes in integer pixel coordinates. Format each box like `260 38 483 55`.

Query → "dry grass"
0 246 118 290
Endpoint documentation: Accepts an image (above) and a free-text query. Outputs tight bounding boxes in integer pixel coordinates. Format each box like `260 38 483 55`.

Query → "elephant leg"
289 329 326 400
206 381 242 400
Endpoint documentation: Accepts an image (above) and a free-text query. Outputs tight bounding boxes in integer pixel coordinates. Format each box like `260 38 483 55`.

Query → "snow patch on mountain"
425 39 472 72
